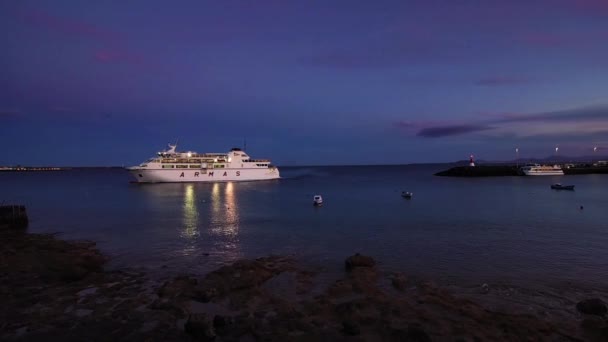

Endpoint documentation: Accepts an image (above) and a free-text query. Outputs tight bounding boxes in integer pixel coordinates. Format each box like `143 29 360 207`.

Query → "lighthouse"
469 154 475 167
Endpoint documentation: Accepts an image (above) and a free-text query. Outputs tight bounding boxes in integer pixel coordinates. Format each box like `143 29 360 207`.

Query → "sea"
2 165 608 289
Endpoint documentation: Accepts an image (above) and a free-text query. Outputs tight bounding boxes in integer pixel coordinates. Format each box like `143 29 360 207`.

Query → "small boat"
551 183 575 190
401 191 413 199
313 195 323 206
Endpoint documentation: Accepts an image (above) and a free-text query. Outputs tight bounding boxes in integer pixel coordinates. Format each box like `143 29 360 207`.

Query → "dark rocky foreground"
2 230 608 341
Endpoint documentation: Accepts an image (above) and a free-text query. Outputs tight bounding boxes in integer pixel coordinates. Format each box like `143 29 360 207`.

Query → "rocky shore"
2 229 608 341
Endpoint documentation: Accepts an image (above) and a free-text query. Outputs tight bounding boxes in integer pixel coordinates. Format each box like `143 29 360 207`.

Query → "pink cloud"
393 119 461 130
476 76 533 86
521 32 572 48
18 9 120 42
573 0 608 13
475 112 528 121
94 50 145 65
0 108 21 116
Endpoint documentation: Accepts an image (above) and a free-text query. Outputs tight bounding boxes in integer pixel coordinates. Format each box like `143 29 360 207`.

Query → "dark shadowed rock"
407 324 432 342
392 324 432 342
213 315 232 329
577 298 607 316
391 273 408 292
345 253 375 271
342 320 360 336
185 313 216 340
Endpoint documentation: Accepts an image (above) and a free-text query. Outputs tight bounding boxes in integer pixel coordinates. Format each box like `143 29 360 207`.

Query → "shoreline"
2 229 608 340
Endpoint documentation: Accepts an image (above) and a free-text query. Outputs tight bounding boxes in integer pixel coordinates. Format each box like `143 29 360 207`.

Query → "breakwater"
435 165 608 177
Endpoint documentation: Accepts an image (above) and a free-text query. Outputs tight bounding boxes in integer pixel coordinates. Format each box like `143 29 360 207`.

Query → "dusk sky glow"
2 0 608 166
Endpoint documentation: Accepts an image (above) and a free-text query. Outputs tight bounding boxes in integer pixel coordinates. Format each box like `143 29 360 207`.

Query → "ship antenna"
244 138 247 152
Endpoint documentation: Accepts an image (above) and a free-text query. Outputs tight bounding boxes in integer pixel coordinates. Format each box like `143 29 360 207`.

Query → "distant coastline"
0 166 126 172
436 163 608 177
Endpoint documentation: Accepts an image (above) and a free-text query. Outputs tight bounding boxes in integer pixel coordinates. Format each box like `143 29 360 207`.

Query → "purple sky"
2 0 608 166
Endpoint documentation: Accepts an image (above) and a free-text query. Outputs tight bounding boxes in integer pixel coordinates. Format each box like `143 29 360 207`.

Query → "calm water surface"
2 165 608 288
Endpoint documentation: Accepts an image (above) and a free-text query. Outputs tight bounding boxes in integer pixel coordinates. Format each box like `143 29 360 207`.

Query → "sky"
1 0 608 166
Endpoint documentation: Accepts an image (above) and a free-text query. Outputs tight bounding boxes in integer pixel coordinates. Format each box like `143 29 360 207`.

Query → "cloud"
18 9 120 43
395 104 608 139
94 50 145 65
0 109 21 116
475 76 533 86
18 9 152 68
416 124 495 138
521 32 572 48
498 105 608 123
0 109 22 121
572 0 608 14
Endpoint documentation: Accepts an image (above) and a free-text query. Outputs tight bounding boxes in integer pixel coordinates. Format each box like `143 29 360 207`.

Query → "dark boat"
550 183 575 190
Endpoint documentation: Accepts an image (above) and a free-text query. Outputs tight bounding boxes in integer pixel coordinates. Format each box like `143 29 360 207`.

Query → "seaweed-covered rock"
345 253 376 271
577 299 607 316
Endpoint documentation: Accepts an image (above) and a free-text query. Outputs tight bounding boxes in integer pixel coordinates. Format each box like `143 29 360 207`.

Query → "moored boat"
313 195 323 206
401 191 413 199
127 144 280 183
550 183 575 190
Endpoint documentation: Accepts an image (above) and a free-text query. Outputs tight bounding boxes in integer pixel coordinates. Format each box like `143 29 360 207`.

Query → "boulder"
577 298 607 316
391 273 408 291
344 253 376 271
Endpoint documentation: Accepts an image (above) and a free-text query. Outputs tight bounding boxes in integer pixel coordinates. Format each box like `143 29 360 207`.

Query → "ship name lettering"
223 172 227 176
194 172 199 177
179 172 184 178
208 172 214 176
236 171 240 176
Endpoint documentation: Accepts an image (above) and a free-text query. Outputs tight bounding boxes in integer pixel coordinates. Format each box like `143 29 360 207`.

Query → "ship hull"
522 170 564 176
128 168 280 183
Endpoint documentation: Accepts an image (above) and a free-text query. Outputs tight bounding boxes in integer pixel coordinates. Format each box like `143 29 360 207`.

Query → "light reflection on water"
182 184 199 239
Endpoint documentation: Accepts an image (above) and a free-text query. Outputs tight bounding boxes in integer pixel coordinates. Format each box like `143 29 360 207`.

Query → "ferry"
520 164 564 176
127 144 280 183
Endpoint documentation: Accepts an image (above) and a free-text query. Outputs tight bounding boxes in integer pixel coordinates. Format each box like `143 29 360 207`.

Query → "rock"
391 273 408 291
75 309 93 317
327 279 353 297
158 276 197 299
193 287 218 302
213 315 232 329
407 324 432 342
342 320 360 336
185 313 216 340
481 283 489 294
577 298 607 316
77 287 98 297
345 253 375 271
140 321 159 333
581 316 607 331
394 324 432 342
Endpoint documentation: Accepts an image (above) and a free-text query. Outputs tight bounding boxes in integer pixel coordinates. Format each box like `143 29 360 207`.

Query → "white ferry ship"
520 164 564 176
127 144 280 183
